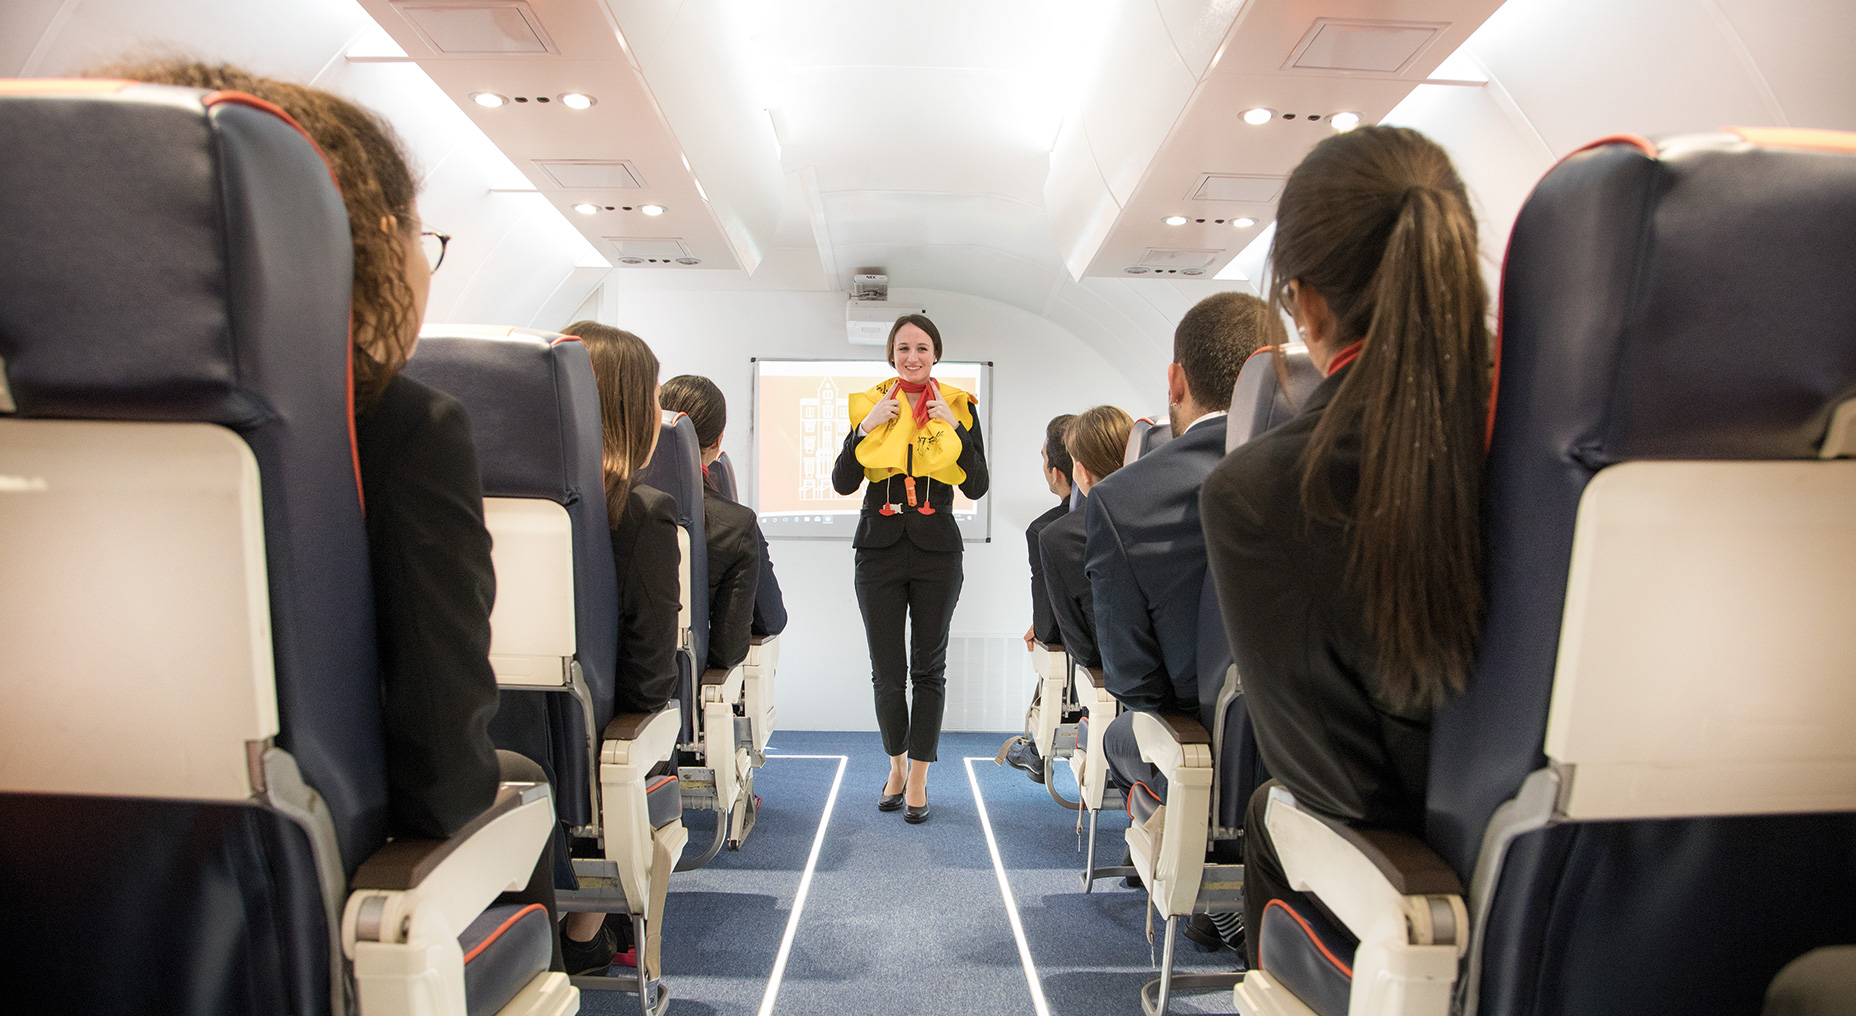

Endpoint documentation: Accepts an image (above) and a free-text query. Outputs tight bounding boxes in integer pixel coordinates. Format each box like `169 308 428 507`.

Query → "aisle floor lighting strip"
964 756 1054 1016
756 753 848 1016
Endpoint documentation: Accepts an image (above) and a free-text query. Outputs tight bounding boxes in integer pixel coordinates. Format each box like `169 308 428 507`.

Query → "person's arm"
1028 519 1059 645
1084 490 1170 712
707 520 761 671
832 425 867 495
751 526 787 636
1041 526 1100 669
953 411 989 500
369 393 501 839
613 489 682 715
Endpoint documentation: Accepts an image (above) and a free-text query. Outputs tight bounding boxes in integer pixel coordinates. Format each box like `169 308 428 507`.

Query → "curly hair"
86 60 421 410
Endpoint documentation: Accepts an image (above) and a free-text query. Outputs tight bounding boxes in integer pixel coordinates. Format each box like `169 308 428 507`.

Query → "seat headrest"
1124 417 1172 465
403 326 595 502
0 82 352 430
638 411 704 528
711 451 740 502
1228 347 1323 452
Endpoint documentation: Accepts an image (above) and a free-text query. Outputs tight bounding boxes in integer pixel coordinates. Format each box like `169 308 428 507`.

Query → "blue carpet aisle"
581 730 1242 1016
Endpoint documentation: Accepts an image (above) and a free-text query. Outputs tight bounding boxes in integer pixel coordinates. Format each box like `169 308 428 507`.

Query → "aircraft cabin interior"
3 1 1855 1015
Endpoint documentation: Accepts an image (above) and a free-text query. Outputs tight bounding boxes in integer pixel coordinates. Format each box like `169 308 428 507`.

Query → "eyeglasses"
420 230 451 272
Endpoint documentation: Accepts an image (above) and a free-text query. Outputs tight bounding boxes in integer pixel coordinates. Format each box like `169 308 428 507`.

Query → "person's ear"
1167 362 1189 406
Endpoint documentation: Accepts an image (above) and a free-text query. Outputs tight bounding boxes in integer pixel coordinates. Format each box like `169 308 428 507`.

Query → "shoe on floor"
562 924 619 976
905 798 930 824
1120 847 1143 890
1001 738 1046 784
878 782 904 812
1184 912 1246 955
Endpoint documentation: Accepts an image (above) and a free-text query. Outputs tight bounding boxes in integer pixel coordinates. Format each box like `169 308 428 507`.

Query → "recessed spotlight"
675 257 701 265
572 202 599 215
1233 217 1258 228
559 92 596 110
470 92 508 108
1330 112 1363 132
619 257 645 265
1241 107 1274 126
1182 269 1204 276
1123 267 1149 274
1163 215 1189 226
640 204 666 216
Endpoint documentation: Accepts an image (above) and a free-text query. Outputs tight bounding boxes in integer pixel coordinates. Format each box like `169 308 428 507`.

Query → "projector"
846 300 924 345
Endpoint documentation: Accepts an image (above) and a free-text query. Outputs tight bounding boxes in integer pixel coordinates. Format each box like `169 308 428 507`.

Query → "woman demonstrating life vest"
831 314 989 824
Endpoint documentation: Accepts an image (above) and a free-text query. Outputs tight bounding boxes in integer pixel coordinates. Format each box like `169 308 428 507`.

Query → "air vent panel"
533 160 645 190
604 237 690 260
395 2 558 55
1287 19 1447 75
1190 174 1284 203
1138 248 1220 270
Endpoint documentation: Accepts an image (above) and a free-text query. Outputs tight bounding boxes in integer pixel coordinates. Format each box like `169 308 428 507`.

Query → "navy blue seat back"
0 83 373 1015
638 412 708 739
711 450 740 502
1435 131 1856 1016
404 329 617 827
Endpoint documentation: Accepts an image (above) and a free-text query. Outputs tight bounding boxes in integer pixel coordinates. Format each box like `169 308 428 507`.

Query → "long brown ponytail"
1269 126 1490 710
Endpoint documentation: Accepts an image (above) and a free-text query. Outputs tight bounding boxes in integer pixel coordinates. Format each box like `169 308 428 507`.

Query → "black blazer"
1084 415 1229 715
355 374 501 840
831 414 989 552
610 483 682 716
1038 498 1097 668
1026 500 1068 644
751 525 787 637
702 485 763 670
1201 368 1429 831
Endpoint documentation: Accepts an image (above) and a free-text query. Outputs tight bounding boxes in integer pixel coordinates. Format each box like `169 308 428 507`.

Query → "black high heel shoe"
904 791 930 824
878 780 904 812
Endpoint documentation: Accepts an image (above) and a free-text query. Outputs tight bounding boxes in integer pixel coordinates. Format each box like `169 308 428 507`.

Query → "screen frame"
748 356 994 542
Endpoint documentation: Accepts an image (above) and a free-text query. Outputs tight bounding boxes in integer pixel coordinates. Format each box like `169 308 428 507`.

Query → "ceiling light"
640 204 666 216
1163 215 1189 226
572 202 598 215
1329 111 1363 132
1241 107 1275 126
558 92 596 110
470 92 508 108
1233 217 1258 228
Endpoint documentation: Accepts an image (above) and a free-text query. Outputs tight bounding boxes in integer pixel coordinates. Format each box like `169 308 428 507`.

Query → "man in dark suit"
1002 414 1077 781
1087 293 1273 802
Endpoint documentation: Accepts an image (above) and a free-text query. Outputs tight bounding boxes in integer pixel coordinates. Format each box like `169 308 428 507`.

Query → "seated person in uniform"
1000 414 1077 780
1042 406 1134 674
1088 292 1273 802
658 373 778 671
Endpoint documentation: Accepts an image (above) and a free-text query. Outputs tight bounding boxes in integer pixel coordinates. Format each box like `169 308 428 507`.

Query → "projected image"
752 358 991 541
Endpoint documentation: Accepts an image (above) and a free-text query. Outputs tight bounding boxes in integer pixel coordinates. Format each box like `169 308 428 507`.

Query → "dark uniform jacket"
1201 367 1429 831
702 485 763 670
1084 415 1229 715
355 374 501 839
610 483 682 717
1026 500 1069 645
1038 497 1097 668
830 416 990 552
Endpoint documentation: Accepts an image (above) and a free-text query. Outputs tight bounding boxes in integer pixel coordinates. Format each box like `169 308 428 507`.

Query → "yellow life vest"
848 378 974 485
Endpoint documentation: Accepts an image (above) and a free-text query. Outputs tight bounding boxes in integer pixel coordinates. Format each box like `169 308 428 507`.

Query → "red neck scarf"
893 377 938 428
1326 340 1365 375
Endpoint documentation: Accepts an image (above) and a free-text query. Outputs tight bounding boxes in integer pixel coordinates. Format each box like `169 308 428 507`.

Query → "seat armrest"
1075 666 1106 696
1131 710 1214 780
601 704 681 767
352 782 549 891
701 663 745 704
1265 786 1467 953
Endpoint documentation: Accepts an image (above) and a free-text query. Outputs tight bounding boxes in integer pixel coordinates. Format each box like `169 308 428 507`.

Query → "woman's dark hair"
1043 414 1076 487
563 321 659 526
885 314 942 365
89 60 421 411
1269 125 1490 710
1064 406 1134 484
659 375 726 449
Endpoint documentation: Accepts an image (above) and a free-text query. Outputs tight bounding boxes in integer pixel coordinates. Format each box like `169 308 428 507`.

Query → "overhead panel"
396 2 559 55
533 160 645 189
1047 0 1509 282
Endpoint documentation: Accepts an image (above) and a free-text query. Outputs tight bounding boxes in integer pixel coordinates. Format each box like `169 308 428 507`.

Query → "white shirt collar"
1180 409 1228 435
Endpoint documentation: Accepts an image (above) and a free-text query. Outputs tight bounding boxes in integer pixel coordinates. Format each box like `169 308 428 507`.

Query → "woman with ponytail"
1199 126 1491 964
832 315 990 823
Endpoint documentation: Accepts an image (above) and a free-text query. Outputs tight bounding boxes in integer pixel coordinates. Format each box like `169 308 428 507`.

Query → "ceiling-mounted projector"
846 299 924 345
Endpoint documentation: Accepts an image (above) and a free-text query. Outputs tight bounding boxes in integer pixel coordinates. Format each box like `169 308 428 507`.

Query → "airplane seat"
1126 346 1318 1014
403 327 685 1006
637 412 758 863
1124 416 1173 466
1238 130 1856 1016
710 449 739 501
0 82 570 1016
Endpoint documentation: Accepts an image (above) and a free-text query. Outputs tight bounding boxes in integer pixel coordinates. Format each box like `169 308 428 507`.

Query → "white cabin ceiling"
4 0 1855 384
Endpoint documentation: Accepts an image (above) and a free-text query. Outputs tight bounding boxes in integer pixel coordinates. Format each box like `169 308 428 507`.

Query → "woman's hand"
925 396 957 425
861 384 902 434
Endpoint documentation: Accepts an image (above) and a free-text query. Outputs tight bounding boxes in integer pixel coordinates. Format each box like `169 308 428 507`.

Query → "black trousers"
854 539 964 762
